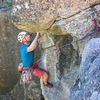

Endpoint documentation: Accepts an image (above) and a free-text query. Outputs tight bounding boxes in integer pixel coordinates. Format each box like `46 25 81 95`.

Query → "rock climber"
17 31 53 88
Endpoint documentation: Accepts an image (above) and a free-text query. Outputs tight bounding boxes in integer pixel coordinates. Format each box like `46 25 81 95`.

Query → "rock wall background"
0 7 20 95
0 0 100 100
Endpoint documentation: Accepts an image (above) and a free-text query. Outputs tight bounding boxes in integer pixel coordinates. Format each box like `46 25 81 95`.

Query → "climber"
17 31 53 88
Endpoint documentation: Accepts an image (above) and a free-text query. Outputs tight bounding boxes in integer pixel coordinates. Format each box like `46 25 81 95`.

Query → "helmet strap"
22 36 30 44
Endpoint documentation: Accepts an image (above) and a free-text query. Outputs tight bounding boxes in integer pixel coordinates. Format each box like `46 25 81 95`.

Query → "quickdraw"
35 7 100 62
21 68 33 83
43 7 100 50
90 7 99 30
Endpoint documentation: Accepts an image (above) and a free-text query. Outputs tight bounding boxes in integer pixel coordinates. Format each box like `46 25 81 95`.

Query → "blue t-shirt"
20 44 34 67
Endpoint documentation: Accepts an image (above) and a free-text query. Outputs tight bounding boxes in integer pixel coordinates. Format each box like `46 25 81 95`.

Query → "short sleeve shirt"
20 44 34 67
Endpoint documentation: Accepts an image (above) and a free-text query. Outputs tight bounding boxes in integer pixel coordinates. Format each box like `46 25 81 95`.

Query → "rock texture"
0 0 13 8
11 0 100 33
0 7 43 100
0 0 100 100
69 38 100 100
0 7 20 94
10 80 44 100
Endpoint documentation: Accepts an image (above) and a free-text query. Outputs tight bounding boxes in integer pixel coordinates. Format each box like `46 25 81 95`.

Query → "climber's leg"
42 72 48 85
32 66 53 88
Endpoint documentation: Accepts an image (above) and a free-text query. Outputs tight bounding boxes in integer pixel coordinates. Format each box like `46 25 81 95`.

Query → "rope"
35 7 100 62
36 28 100 62
59 29 100 49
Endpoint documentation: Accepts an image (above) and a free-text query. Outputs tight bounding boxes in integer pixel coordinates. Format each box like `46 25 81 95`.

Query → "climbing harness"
18 63 33 83
21 68 33 83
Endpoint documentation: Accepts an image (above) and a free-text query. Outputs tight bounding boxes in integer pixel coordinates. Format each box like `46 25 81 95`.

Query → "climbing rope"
35 7 100 62
59 29 100 49
58 7 100 49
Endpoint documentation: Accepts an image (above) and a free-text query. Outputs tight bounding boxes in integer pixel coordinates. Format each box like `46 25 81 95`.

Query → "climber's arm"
27 32 40 52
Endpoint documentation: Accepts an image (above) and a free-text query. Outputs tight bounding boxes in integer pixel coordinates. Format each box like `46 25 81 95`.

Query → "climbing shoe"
45 82 53 88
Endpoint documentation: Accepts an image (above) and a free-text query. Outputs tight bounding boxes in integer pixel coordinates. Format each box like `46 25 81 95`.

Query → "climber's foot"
45 82 53 88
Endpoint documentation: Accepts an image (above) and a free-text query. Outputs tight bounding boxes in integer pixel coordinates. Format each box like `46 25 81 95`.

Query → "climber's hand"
36 32 41 39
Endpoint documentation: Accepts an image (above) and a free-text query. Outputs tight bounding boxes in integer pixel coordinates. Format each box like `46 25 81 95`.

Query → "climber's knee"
33 67 45 77
43 72 48 78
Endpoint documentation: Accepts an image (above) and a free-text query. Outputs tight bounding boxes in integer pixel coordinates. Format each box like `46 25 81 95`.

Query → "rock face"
69 38 100 100
11 0 100 33
0 7 20 94
0 0 100 100
0 7 43 100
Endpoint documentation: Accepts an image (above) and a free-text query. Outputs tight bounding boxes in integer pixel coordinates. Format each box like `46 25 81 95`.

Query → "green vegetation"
6 1 12 7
